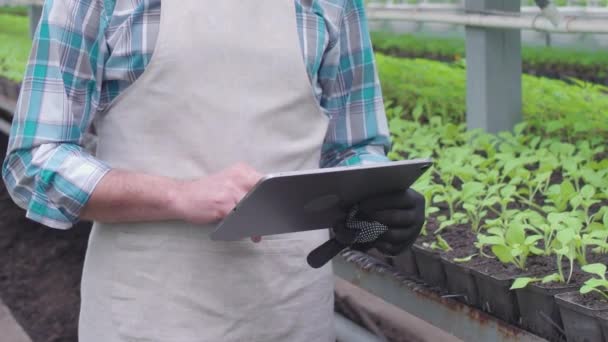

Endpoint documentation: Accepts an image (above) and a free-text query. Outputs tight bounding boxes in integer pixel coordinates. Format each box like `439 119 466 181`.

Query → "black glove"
355 188 426 256
306 189 425 268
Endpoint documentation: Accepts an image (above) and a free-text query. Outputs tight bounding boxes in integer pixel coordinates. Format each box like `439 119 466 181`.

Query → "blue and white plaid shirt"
3 0 390 229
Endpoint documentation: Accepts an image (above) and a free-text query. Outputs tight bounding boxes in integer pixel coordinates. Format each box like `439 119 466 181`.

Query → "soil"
563 291 608 311
0 76 20 99
0 133 91 342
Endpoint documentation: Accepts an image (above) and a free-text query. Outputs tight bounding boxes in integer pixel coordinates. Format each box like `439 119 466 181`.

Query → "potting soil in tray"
556 291 608 342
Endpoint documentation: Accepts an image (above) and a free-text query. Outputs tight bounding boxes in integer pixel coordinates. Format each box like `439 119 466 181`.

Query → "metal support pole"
28 5 42 39
465 0 522 133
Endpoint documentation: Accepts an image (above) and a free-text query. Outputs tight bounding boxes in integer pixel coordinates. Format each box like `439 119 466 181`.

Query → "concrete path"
0 298 31 342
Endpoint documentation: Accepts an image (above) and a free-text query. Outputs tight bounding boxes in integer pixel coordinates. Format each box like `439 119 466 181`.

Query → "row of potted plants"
377 85 607 341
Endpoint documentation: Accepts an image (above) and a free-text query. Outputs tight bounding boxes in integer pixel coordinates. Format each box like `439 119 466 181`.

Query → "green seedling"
423 235 452 252
453 254 478 263
550 222 604 284
570 185 601 225
511 277 541 290
580 263 608 300
477 223 543 270
545 180 577 213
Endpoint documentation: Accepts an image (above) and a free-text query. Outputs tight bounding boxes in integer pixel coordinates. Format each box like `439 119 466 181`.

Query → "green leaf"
582 263 607 278
500 185 517 198
580 284 595 294
581 185 596 199
524 235 543 245
541 273 562 284
510 277 538 290
436 235 452 252
506 224 526 245
487 227 504 236
561 181 576 199
556 228 576 245
478 235 504 246
580 279 608 294
491 245 513 264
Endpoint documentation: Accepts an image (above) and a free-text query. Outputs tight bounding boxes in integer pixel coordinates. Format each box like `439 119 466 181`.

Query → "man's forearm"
81 169 183 224
81 163 262 225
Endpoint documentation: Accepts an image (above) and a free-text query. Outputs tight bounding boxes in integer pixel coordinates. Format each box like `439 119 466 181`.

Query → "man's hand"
84 163 263 242
173 163 262 225
357 189 426 256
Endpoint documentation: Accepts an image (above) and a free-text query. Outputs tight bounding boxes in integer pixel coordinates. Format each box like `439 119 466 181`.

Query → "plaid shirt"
2 0 390 229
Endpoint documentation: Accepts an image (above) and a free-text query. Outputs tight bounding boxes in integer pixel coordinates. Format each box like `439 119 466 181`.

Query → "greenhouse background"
0 1 607 341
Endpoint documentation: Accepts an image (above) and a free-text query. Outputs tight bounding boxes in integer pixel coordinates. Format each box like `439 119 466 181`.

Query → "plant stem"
515 195 545 212
567 257 574 284
557 255 565 283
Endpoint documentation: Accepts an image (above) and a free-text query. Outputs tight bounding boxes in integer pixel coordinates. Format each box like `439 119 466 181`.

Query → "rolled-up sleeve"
2 0 111 229
319 0 391 168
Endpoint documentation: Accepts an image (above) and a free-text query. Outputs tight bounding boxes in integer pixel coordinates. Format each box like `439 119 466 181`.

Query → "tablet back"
210 159 432 241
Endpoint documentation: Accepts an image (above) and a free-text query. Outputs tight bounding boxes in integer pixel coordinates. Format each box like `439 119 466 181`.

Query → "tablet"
210 158 432 241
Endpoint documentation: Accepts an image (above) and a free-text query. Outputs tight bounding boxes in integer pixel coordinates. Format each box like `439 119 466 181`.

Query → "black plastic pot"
411 244 446 289
596 311 608 342
392 248 419 277
555 291 608 342
472 268 521 324
515 283 576 341
441 255 479 308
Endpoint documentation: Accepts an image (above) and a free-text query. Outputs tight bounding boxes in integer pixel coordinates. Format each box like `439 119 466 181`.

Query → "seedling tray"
472 268 522 325
515 283 576 341
555 291 608 342
441 255 480 308
412 244 446 289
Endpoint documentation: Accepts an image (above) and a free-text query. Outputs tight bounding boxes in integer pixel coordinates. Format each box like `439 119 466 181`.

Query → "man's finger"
362 209 417 227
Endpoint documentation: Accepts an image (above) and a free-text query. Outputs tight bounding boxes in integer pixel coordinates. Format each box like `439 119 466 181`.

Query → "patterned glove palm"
307 189 425 269
307 206 388 268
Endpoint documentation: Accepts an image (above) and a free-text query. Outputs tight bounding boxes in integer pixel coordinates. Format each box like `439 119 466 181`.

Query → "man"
3 0 425 341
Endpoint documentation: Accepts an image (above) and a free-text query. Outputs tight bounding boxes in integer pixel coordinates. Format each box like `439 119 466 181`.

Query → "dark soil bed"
0 133 91 342
0 76 20 100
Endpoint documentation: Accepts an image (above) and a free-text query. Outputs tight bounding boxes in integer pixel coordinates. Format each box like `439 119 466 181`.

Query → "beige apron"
78 1 335 341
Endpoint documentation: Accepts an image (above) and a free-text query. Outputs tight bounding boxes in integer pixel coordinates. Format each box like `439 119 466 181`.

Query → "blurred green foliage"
376 53 608 140
371 31 608 73
0 14 31 81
